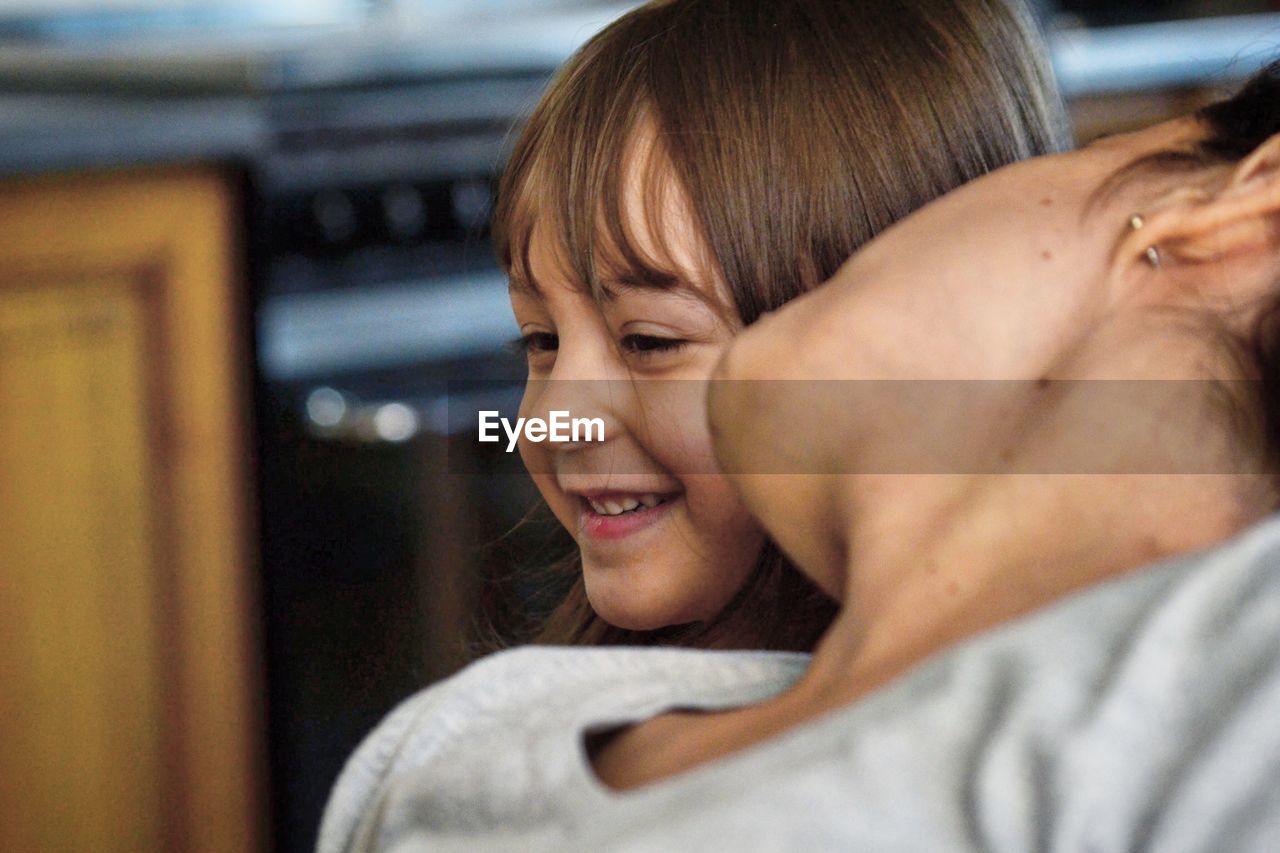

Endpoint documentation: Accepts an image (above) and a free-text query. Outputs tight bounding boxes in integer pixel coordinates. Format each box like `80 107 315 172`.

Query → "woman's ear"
1229 131 1280 191
1136 136 1280 268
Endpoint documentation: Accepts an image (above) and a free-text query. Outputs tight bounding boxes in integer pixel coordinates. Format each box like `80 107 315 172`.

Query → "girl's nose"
522 330 631 446
521 374 629 451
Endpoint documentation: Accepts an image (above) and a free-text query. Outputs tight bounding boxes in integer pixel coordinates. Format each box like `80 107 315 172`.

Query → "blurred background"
1 1 1278 851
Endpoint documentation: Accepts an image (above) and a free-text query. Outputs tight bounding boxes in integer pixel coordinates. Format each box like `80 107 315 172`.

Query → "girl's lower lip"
579 497 677 541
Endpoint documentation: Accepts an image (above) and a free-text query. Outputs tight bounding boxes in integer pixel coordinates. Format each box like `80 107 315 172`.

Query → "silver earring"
1129 213 1161 269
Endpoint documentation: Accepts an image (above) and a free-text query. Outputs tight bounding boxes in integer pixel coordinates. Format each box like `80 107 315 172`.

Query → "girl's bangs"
498 103 690 300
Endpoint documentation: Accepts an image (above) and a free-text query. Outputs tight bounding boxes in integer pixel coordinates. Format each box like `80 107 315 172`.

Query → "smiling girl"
495 0 1069 650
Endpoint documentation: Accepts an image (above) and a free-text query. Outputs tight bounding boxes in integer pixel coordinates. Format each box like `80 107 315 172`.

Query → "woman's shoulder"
453 643 811 693
346 642 808 755
318 644 809 853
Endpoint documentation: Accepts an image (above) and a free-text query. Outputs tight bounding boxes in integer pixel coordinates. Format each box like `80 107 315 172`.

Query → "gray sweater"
319 517 1280 852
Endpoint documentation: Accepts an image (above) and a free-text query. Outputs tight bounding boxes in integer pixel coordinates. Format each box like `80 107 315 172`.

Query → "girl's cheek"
529 469 578 531
525 461 554 503
520 435 571 527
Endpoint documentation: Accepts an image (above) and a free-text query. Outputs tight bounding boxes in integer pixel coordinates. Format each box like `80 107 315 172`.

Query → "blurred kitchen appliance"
249 74 552 853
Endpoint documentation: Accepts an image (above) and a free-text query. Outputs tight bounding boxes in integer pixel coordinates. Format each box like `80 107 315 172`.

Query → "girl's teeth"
587 494 668 516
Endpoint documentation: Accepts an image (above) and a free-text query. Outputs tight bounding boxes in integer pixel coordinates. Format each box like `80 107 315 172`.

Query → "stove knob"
451 178 492 233
382 184 426 240
312 190 357 245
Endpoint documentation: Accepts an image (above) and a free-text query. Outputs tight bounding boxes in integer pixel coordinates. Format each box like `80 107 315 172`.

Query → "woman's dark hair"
1198 60 1280 483
1198 60 1280 163
490 0 1071 651
1102 59 1280 493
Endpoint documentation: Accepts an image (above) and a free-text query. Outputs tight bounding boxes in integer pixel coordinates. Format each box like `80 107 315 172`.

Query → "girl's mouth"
585 493 667 515
579 492 678 540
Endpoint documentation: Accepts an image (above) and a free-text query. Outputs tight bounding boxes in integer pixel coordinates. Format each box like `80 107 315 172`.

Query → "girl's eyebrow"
597 272 681 298
601 274 738 324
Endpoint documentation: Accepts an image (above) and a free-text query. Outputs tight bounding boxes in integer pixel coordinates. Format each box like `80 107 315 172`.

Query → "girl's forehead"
517 165 728 299
509 117 746 314
521 218 733 315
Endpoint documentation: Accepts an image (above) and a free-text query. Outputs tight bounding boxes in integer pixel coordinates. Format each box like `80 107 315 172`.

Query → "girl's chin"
582 569 718 632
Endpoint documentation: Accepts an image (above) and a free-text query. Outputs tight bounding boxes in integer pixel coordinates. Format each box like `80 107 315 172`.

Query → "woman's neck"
790 472 1263 718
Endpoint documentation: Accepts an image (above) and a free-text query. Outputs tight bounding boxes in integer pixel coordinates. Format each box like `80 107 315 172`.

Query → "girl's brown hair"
491 0 1071 651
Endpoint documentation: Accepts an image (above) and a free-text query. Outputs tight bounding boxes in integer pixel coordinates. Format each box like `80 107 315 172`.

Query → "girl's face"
507 173 765 631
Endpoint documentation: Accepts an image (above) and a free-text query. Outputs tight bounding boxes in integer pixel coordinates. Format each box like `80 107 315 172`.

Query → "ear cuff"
1128 214 1162 269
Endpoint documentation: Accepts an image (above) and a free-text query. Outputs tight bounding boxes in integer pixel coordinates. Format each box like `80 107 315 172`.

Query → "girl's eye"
511 331 559 355
620 334 688 357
